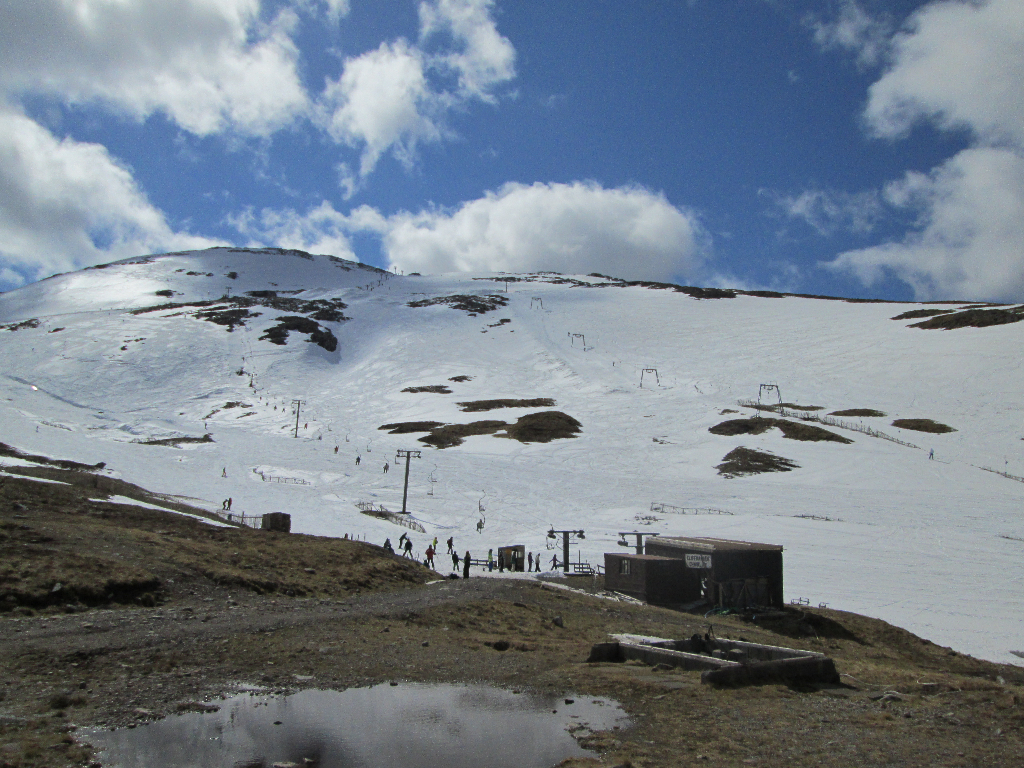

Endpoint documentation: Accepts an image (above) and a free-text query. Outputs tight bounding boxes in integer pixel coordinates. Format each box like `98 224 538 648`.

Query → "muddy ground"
2 468 1023 768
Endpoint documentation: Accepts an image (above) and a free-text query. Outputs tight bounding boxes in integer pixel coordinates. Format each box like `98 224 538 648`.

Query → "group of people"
381 533 554 578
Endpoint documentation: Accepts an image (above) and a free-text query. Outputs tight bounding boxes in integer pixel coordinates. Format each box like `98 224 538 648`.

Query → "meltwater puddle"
78 683 629 768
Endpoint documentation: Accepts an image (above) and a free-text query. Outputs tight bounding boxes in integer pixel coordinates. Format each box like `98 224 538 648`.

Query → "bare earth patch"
457 398 556 412
402 385 452 394
830 408 887 417
137 434 214 447
407 294 509 314
419 421 508 449
716 446 799 478
379 421 445 434
891 308 952 320
709 417 853 444
891 418 956 434
910 307 1024 329
378 411 582 448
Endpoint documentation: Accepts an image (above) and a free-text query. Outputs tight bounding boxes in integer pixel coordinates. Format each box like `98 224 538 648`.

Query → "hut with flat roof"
645 536 784 609
605 536 783 609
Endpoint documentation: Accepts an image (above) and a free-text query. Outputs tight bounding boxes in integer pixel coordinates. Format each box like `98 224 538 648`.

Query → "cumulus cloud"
381 181 707 279
228 200 362 259
419 0 516 101
0 108 223 288
321 40 440 178
0 0 308 137
863 0 1024 148
817 0 1024 301
319 0 515 180
826 147 1024 301
230 182 708 280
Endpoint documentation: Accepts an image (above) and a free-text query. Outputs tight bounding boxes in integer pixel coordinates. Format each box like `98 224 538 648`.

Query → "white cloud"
825 147 1024 301
318 0 515 180
229 183 708 280
864 0 1024 148
769 188 883 236
816 0 1024 301
228 200 360 258
808 0 892 67
380 181 707 280
419 0 516 101
320 39 441 178
0 108 223 285
0 0 308 137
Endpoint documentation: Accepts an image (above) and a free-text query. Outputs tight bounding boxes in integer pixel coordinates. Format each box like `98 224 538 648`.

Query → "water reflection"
79 683 628 768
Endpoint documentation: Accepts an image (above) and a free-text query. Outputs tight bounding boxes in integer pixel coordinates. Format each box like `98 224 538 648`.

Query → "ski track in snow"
1 248 1022 665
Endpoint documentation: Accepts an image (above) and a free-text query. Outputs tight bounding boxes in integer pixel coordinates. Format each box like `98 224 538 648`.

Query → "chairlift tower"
547 528 585 573
395 449 421 514
617 531 660 555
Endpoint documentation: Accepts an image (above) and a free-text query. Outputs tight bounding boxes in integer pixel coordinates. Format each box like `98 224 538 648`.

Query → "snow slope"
1 247 1022 665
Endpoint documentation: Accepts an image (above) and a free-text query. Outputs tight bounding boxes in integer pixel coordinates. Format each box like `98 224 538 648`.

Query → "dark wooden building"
605 536 784 609
603 554 691 605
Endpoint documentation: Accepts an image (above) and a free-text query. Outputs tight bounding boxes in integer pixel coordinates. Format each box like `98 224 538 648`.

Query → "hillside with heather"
2 246 1022 666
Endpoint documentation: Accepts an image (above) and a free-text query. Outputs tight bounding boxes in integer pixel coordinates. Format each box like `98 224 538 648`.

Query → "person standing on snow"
403 537 413 558
463 551 471 579
383 461 389 474
355 455 360 465
528 552 533 572
446 536 454 554
451 550 459 571
425 545 435 569
487 549 494 571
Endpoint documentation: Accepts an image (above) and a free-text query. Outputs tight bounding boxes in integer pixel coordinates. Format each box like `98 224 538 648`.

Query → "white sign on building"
685 553 712 569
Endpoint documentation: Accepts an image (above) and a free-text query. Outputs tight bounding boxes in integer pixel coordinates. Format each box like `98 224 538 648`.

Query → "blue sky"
2 0 1023 301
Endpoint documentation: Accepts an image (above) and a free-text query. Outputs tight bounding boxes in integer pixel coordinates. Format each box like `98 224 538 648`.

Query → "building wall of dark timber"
603 554 696 605
644 540 784 609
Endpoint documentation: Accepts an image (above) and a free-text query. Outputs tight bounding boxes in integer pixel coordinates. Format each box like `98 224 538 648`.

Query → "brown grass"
716 447 799 478
418 420 507 448
891 418 956 434
891 309 952 320
457 398 555 412
407 294 509 314
378 411 582 448
502 411 581 443
138 434 214 447
0 468 431 612
830 408 887 417
379 421 445 434
402 385 452 394
709 417 853 444
910 307 1024 329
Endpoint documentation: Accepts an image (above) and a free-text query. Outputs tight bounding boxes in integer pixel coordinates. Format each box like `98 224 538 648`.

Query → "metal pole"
395 449 421 514
292 399 304 438
562 531 570 573
402 452 411 513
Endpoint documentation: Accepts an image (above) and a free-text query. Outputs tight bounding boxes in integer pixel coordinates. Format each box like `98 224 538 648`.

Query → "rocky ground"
2 466 1023 768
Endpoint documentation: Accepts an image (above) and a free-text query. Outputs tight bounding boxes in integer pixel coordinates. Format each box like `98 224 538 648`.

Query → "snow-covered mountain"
2 247 1022 665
